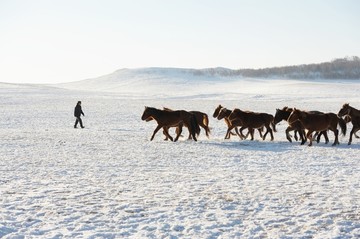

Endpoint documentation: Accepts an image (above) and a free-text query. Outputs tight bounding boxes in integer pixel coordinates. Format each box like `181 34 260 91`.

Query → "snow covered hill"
56 67 235 97
56 67 360 101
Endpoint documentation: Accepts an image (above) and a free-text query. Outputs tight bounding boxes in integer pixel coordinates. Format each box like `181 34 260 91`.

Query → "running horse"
213 105 242 139
217 107 264 139
274 107 306 143
228 108 276 141
163 107 210 138
288 108 346 146
338 103 360 145
141 106 200 141
274 107 329 144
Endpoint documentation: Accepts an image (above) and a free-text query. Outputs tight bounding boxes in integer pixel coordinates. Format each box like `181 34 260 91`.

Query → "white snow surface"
1 69 360 238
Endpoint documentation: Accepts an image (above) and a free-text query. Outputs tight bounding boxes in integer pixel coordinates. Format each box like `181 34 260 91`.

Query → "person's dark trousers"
74 117 84 128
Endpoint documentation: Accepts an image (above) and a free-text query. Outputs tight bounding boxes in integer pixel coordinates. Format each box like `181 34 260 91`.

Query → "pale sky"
0 0 359 84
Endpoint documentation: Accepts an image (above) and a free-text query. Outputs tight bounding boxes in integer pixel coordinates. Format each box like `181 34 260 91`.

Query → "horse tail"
338 116 347 136
203 114 211 137
270 115 277 132
190 114 200 141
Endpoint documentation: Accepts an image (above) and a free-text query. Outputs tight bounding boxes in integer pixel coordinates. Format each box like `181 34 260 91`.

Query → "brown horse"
141 106 200 141
338 103 360 145
164 107 210 138
288 108 346 146
217 107 263 139
228 109 276 141
274 107 329 144
274 107 306 143
213 105 240 139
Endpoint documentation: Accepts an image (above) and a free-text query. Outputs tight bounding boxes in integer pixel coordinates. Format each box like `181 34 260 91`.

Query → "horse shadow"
204 136 360 152
200 139 300 153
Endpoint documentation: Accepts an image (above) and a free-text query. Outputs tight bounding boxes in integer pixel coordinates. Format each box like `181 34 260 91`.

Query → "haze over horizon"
1 0 359 84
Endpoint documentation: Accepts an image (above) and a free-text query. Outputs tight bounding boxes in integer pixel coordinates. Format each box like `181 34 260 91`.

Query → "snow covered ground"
1 71 360 238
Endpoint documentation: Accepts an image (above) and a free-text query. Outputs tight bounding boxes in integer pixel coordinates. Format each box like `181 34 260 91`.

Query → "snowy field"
1 72 360 238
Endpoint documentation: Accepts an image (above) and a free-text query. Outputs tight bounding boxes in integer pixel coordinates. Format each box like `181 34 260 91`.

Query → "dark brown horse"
164 107 210 138
288 108 346 146
275 107 306 143
228 109 276 141
338 103 360 145
213 105 240 139
275 107 329 144
217 107 263 139
141 107 200 141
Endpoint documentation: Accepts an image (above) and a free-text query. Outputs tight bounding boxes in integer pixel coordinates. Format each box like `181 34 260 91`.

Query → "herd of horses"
141 103 360 146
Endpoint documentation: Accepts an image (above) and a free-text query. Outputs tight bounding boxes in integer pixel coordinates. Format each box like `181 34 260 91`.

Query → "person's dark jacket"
74 105 84 117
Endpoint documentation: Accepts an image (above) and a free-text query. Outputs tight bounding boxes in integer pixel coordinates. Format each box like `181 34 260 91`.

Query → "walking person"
74 101 85 128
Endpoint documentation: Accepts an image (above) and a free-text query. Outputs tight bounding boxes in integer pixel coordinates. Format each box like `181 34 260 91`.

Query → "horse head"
217 108 228 120
274 107 293 124
288 108 301 124
274 108 283 124
338 103 350 117
213 105 223 118
141 106 153 121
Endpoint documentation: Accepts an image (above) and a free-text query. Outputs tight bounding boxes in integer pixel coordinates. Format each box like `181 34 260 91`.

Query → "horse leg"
257 127 264 138
239 127 248 139
306 131 314 146
252 128 256 139
244 129 251 139
315 132 321 143
174 126 183 142
162 128 169 140
263 125 273 141
348 128 355 145
245 128 255 139
234 127 244 139
225 125 235 139
186 125 193 140
187 129 192 140
202 123 210 138
163 127 174 141
249 128 255 140
262 125 270 140
294 130 298 141
285 127 293 142
323 131 329 144
332 129 339 146
203 126 210 138
268 126 274 141
225 128 231 139
150 125 163 141
300 130 306 145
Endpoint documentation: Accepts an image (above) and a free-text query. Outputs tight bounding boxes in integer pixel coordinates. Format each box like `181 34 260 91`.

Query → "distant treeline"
193 56 360 80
